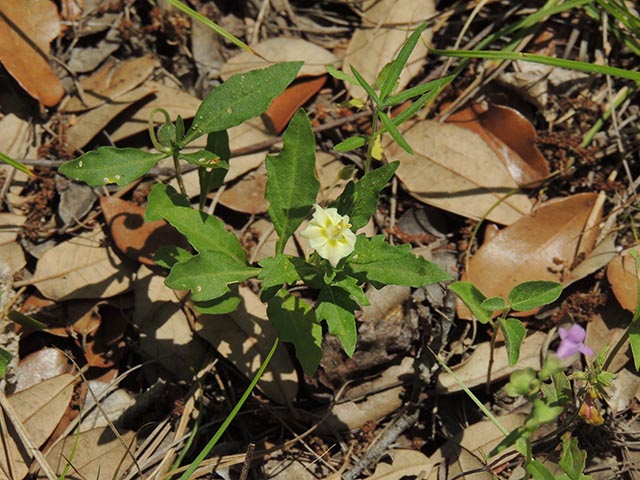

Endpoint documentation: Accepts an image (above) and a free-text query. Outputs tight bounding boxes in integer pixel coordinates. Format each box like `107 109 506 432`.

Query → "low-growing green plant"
51 2 640 476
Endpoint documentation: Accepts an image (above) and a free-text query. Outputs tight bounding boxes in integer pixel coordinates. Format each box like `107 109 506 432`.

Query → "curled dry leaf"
101 195 187 266
0 0 64 106
369 449 439 480
220 37 340 80
0 374 75 479
61 55 158 112
390 121 533 225
607 246 640 313
460 193 599 318
436 331 546 392
32 227 136 301
196 286 298 406
343 0 434 99
446 102 550 187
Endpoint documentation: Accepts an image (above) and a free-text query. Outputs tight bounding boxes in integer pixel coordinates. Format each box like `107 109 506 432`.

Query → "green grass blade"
166 0 255 56
349 65 381 104
0 151 35 177
378 22 429 100
378 111 413 154
430 47 640 82
382 75 455 107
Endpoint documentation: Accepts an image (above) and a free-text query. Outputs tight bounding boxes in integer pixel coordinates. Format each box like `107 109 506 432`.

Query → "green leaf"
316 280 364 357
391 87 441 127
334 136 367 152
526 398 563 430
265 109 319 253
509 281 562 311
258 254 301 301
0 347 10 379
525 460 557 480
378 22 428 100
378 111 413 154
325 64 358 85
559 435 591 480
177 149 222 167
481 296 508 313
199 130 231 209
193 286 242 314
153 245 192 269
505 368 538 397
267 289 322 374
334 162 399 230
146 184 246 260
8 311 47 330
499 317 526 366
381 75 455 107
182 62 302 144
448 281 492 324
346 235 452 287
349 65 381 104
166 250 260 301
59 147 167 187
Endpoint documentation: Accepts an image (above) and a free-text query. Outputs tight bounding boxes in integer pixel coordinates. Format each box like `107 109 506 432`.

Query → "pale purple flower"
556 324 593 359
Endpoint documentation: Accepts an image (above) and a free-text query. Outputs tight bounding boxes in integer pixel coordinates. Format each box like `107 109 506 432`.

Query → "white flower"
301 204 356 267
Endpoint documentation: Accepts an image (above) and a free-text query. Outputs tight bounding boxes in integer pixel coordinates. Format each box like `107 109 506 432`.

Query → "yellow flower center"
328 220 350 240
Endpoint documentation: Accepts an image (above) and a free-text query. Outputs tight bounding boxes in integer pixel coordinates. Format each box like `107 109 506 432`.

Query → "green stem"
581 86 634 147
148 108 173 154
364 110 380 174
178 337 280 480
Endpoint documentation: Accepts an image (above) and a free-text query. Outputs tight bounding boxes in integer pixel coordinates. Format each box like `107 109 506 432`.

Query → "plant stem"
364 109 379 174
178 337 280 480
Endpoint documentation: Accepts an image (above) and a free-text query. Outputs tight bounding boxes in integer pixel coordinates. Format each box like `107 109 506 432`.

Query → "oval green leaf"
59 147 167 187
499 317 526 366
509 281 562 312
334 136 366 152
448 281 492 324
182 61 302 144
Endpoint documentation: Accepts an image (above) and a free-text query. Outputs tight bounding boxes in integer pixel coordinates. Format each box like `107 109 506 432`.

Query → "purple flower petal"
556 324 592 359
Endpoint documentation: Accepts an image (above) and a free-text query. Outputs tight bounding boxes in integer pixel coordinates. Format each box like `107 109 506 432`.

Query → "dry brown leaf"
0 374 75 479
44 427 136 479
316 152 349 204
0 0 64 106
461 193 599 317
446 103 550 187
607 246 640 312
0 213 26 277
586 312 629 373
14 349 73 393
61 55 158 112
245 218 299 263
109 80 202 142
196 286 298 406
442 447 493 480
32 227 136 301
219 164 269 214
442 412 526 462
320 356 413 431
133 266 208 381
368 449 439 480
607 367 640 415
563 231 617 288
343 0 434 99
390 121 533 225
263 75 327 134
66 86 156 149
436 331 546 392
220 37 339 80
101 196 187 266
